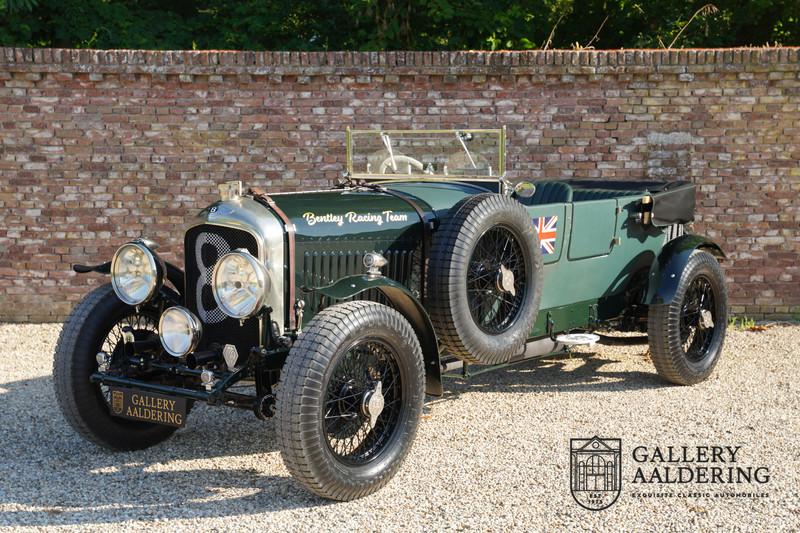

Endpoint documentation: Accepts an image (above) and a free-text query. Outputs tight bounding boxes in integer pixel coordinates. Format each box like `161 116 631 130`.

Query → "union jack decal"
533 215 559 255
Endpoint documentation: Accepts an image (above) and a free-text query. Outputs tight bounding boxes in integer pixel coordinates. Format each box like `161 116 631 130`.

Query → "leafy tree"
0 0 797 50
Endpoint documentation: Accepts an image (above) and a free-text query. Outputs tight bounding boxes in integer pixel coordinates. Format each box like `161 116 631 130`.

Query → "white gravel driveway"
0 323 798 532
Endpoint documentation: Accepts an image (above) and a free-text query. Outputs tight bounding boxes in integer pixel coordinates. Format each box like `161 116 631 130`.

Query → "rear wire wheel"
275 301 425 500
648 251 728 385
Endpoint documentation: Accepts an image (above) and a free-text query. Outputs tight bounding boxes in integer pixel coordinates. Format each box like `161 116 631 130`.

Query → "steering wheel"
379 155 425 175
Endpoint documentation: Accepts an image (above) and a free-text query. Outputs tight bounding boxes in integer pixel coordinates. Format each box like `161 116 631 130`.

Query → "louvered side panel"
299 245 420 318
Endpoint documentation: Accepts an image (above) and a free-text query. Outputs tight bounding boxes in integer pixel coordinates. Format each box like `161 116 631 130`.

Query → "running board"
441 337 566 378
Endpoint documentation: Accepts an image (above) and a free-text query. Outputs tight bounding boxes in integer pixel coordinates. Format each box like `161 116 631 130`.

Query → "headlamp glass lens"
213 252 268 319
111 243 158 305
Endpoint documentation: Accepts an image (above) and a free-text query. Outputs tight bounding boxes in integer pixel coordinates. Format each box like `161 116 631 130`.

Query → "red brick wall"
1 47 798 322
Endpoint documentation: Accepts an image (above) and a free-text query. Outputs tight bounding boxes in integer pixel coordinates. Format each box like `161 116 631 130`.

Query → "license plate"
108 387 187 427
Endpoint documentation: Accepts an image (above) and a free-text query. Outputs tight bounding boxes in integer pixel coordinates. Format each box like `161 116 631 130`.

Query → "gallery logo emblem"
570 436 622 511
111 390 124 415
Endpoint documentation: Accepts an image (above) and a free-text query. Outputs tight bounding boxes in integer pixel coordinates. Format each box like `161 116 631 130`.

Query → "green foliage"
728 315 756 331
0 0 797 50
1 0 39 13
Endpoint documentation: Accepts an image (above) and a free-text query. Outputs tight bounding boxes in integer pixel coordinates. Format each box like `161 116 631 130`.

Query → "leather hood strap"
249 187 297 331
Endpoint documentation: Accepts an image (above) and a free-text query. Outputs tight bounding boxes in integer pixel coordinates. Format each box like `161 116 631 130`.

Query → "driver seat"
517 181 573 205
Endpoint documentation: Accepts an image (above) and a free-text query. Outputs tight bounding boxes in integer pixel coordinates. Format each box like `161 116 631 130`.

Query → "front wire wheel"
97 313 158 404
324 339 403 465
648 251 728 385
276 301 425 500
54 283 180 450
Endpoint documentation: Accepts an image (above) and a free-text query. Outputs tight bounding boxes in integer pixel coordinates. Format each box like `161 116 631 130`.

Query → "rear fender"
311 275 443 396
644 234 725 305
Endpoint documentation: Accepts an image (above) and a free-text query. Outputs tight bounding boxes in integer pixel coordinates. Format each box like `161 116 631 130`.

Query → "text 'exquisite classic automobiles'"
55 128 728 500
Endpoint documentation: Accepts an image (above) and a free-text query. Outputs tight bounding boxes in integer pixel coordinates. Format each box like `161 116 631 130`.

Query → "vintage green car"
55 128 727 500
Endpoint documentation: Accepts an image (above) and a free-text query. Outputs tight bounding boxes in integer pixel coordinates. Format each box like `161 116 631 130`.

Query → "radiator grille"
184 224 261 355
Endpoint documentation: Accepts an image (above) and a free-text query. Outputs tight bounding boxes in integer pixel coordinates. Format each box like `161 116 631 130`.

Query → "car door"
568 199 618 260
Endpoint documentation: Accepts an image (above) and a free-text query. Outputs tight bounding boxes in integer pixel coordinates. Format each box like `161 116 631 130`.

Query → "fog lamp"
159 307 203 357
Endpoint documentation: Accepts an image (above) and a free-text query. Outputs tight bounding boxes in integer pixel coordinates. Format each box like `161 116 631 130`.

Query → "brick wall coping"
1 47 798 75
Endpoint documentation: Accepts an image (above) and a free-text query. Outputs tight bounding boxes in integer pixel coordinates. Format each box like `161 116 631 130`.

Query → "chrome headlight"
159 307 202 357
212 250 269 319
110 240 163 305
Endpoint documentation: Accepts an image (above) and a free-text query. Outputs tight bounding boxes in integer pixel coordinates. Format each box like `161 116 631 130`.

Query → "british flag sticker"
533 215 559 254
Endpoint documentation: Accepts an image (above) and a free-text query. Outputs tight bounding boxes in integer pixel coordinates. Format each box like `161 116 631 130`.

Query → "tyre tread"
275 301 425 500
647 251 728 385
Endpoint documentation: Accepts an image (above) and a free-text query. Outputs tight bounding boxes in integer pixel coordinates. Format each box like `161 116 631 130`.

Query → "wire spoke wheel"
466 225 527 334
323 339 402 465
276 301 425 500
679 275 716 361
647 251 728 385
427 194 543 364
97 313 158 405
53 284 181 451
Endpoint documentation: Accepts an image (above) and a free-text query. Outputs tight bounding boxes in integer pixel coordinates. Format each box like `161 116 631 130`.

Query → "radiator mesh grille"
184 224 261 354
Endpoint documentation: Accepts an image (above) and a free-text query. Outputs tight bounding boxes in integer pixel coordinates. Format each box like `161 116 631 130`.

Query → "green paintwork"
269 179 709 344
522 193 664 336
272 189 424 241
568 199 618 260
313 273 415 299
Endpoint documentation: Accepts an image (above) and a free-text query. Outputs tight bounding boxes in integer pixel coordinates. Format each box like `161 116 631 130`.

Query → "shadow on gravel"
0 375 331 527
431 350 667 404
0 350 662 526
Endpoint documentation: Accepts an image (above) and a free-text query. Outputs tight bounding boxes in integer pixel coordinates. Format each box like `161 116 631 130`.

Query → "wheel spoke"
466 225 527 334
323 339 402 465
680 275 718 362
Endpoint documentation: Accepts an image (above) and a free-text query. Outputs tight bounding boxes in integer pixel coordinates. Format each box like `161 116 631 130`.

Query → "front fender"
644 234 725 305
311 275 443 397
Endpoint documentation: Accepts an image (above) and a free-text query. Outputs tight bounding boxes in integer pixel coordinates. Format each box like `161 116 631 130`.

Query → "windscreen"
347 128 505 181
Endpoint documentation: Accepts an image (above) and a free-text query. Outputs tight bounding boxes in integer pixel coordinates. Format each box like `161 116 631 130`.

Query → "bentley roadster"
54 128 727 500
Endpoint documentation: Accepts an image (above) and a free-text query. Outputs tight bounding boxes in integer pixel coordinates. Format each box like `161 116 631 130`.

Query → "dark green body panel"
270 180 714 343
272 184 488 320
272 189 428 320
523 193 665 336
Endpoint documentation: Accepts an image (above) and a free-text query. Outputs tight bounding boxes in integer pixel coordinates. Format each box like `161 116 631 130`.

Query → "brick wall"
1 47 798 322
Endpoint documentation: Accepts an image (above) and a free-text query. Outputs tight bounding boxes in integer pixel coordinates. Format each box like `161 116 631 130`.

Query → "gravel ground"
0 323 798 532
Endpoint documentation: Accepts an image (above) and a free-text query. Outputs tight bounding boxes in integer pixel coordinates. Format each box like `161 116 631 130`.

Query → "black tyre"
427 193 543 364
53 283 180 450
648 251 728 385
275 301 425 500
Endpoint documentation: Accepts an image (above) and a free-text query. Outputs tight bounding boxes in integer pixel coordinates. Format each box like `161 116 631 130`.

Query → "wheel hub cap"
699 309 714 329
362 381 384 429
496 264 516 297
